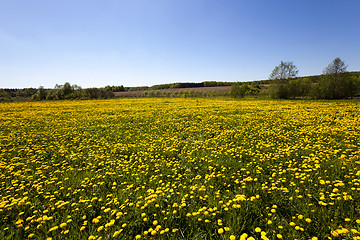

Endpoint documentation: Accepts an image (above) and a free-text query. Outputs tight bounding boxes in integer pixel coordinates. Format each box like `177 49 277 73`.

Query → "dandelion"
49 226 59 232
60 223 67 228
240 233 248 240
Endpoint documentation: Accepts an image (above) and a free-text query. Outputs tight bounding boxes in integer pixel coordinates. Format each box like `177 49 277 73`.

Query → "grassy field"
0 98 360 240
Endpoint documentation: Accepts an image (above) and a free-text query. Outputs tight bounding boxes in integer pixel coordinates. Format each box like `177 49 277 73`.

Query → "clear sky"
1 0 359 88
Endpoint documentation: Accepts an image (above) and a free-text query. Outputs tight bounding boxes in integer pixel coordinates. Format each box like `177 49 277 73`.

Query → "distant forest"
1 71 360 102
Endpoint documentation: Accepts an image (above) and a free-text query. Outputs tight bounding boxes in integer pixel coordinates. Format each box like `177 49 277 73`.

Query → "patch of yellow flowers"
0 98 359 239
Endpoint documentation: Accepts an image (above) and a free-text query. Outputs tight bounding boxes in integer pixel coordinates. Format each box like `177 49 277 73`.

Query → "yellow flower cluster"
0 98 359 239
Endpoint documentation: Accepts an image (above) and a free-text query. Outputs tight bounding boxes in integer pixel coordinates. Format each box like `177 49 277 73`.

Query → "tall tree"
269 61 298 98
323 57 347 80
269 61 299 82
313 57 357 99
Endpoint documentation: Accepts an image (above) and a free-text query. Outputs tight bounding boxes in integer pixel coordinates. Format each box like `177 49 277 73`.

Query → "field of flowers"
0 98 360 240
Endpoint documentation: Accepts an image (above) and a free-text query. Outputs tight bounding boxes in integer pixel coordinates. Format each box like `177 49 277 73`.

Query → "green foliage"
267 58 360 99
312 74 359 99
32 83 115 101
0 89 13 102
32 86 47 100
283 78 312 98
129 86 151 91
268 61 299 99
84 88 115 99
230 84 248 98
270 84 289 99
311 58 358 99
104 85 125 92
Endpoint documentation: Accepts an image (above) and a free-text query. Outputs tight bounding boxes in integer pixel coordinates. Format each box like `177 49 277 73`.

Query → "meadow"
0 98 359 240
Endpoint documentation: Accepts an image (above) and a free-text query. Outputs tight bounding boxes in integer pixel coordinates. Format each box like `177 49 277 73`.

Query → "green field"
1 98 359 240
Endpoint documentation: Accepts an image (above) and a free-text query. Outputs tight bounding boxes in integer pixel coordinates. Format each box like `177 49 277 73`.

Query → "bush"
230 84 248 98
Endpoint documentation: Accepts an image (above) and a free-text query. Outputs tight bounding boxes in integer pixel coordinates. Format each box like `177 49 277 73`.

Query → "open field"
114 86 231 97
1 98 360 240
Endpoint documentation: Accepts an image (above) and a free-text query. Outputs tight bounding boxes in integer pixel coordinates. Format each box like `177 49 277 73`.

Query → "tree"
269 61 299 99
230 84 248 98
312 57 358 99
323 57 347 79
287 78 312 98
269 61 299 83
32 86 47 100
0 89 12 102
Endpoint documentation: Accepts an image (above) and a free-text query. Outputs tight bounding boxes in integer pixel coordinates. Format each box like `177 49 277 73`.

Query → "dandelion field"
1 98 360 240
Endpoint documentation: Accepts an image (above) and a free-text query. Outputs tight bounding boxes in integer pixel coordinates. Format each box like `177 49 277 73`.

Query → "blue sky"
1 0 359 88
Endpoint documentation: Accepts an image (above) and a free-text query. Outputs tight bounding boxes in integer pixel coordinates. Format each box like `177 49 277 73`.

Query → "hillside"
115 86 231 97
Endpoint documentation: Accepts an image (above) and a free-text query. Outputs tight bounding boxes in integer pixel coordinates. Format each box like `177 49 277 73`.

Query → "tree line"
269 58 359 99
32 83 114 101
1 57 359 102
230 57 360 99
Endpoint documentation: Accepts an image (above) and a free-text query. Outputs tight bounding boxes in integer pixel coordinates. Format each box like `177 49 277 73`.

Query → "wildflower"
240 233 248 240
60 223 67 228
49 226 59 232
